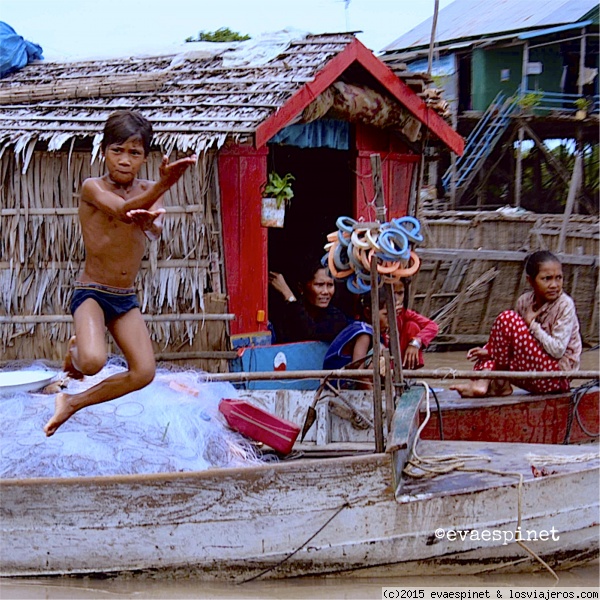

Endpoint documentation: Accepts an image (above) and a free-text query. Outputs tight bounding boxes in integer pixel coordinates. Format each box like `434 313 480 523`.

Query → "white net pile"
0 359 265 479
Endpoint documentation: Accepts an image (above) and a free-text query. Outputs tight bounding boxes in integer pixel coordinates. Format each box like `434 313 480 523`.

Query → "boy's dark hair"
360 292 387 315
399 278 410 310
524 251 561 279
101 110 153 156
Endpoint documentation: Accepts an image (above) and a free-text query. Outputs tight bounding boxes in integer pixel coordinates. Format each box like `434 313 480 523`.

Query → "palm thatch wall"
0 148 231 371
412 211 599 345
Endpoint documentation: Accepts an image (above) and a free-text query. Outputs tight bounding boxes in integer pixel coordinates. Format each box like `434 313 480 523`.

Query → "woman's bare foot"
450 379 491 397
63 336 84 380
489 378 513 397
44 392 76 437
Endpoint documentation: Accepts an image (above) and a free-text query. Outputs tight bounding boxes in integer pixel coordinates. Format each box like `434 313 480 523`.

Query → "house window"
501 69 510 82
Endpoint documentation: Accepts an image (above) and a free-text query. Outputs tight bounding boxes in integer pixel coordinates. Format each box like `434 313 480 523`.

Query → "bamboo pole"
0 205 203 216
198 369 599 383
557 153 583 254
156 351 237 361
370 254 385 453
0 313 235 324
427 0 440 77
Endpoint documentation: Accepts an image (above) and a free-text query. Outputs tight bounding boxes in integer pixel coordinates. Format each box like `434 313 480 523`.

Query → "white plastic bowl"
0 371 58 396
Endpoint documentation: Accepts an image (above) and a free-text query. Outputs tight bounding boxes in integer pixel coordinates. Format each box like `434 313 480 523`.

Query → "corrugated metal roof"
519 19 593 38
382 0 598 52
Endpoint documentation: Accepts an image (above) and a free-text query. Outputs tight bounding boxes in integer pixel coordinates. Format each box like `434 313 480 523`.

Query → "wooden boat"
1 386 598 580
237 384 599 447
230 341 599 445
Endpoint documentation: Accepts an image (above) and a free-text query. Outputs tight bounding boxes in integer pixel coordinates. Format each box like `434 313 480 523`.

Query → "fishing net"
0 359 265 479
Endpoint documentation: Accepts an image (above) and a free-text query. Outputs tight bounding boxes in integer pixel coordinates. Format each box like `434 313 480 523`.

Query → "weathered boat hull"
1 441 598 580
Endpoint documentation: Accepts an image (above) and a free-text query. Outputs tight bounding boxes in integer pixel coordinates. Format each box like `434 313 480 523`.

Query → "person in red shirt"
393 279 439 370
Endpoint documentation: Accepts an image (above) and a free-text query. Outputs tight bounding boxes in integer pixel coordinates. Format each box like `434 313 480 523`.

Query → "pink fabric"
397 309 439 348
474 310 570 394
397 309 439 369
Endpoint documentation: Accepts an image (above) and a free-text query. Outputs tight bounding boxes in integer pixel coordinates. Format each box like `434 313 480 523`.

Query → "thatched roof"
0 31 463 167
0 32 356 158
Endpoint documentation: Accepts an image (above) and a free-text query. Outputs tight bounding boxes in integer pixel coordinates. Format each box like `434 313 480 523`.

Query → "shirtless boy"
44 110 196 436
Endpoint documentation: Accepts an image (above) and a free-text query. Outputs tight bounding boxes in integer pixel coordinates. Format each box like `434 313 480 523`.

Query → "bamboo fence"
412 210 599 345
0 148 230 371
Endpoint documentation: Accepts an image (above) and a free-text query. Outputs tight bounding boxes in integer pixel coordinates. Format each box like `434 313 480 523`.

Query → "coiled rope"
322 215 424 293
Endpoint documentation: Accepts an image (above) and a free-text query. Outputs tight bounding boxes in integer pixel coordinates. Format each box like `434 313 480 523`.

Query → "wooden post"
578 28 586 96
521 42 529 95
370 254 384 453
370 154 387 222
514 125 525 207
384 283 404 389
557 153 582 254
369 154 405 445
383 348 394 433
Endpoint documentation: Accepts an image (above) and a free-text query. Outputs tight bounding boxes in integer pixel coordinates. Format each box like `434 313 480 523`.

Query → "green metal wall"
472 47 522 111
471 45 566 111
528 45 564 93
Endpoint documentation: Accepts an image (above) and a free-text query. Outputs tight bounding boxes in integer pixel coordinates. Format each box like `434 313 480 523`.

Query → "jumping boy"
44 110 197 436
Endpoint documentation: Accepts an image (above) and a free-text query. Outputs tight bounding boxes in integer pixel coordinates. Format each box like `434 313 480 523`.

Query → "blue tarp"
0 22 43 78
269 119 349 150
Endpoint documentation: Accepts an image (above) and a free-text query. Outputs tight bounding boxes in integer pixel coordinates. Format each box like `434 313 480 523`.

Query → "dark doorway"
266 144 356 320
458 53 472 113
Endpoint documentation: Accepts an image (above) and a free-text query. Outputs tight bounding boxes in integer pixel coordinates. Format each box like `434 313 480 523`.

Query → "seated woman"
451 251 582 397
393 278 439 370
268 259 352 344
323 294 389 373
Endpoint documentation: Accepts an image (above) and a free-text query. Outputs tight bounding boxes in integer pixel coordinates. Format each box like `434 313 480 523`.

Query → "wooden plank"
255 38 465 155
387 386 425 494
352 42 464 156
418 248 597 266
255 39 360 147
0 313 235 324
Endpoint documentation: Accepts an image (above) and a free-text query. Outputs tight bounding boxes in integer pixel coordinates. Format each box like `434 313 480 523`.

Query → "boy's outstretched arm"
82 154 197 219
127 208 165 240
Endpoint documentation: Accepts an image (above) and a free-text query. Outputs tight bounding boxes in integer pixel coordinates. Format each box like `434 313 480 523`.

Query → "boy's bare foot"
450 379 491 397
44 392 75 437
63 336 84 380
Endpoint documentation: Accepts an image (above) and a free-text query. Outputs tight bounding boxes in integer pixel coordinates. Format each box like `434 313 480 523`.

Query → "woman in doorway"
269 259 352 344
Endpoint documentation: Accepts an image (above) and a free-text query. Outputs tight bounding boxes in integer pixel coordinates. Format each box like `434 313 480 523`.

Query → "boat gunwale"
2 441 598 502
421 387 600 411
0 449 392 487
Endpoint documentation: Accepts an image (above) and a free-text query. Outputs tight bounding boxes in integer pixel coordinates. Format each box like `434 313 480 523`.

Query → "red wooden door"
353 123 419 221
218 145 268 335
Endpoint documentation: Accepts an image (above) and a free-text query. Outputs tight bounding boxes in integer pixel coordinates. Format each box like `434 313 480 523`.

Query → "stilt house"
379 2 599 346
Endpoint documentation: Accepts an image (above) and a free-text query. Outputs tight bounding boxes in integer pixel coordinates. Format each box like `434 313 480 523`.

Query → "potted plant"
574 97 591 120
517 90 543 115
260 171 295 228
